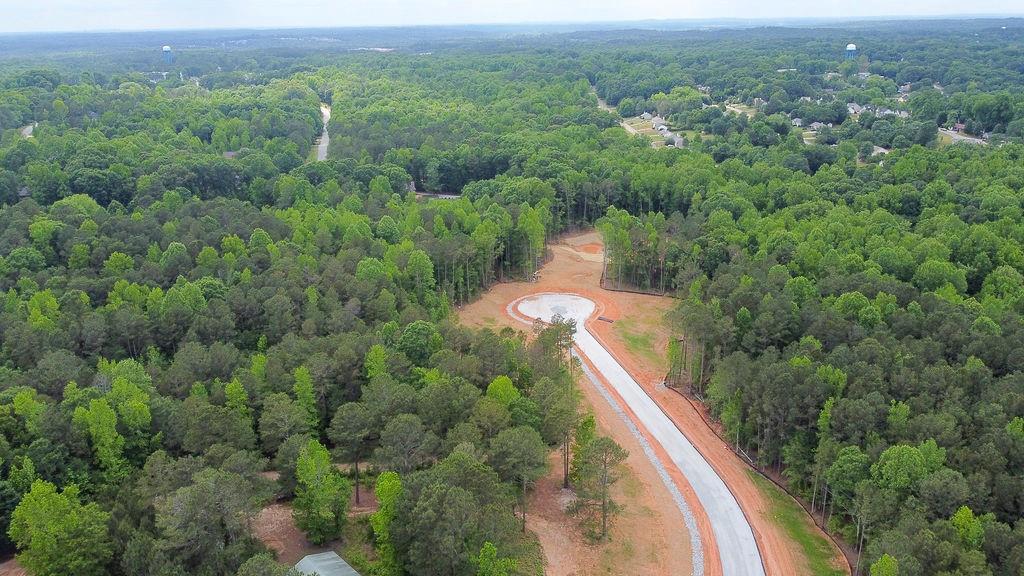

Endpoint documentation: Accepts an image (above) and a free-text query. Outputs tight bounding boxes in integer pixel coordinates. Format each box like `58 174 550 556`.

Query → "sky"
0 0 1021 33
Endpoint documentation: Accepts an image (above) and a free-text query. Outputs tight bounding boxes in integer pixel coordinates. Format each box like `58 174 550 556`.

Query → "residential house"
875 108 909 119
792 118 804 127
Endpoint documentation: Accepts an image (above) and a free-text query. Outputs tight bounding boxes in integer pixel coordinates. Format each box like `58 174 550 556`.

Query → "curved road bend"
515 293 765 576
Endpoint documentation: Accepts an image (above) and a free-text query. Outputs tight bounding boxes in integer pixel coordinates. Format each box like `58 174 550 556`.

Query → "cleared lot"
515 293 765 576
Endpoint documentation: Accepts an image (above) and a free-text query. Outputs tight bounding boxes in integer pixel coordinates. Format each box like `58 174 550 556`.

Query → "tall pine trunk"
354 460 360 505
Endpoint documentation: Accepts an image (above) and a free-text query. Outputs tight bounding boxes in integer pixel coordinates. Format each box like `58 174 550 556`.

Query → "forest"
0 16 1023 576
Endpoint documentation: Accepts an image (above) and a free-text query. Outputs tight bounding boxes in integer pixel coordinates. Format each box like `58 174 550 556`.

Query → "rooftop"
294 552 360 576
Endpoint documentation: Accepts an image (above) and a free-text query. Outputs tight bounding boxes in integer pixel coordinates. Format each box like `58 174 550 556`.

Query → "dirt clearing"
458 230 848 576
463 232 694 575
253 489 379 566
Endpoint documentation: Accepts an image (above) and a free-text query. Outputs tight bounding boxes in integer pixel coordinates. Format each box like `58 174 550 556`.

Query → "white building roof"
294 552 360 576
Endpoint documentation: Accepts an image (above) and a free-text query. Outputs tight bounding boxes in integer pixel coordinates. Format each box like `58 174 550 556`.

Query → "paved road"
516 293 765 576
415 192 460 200
939 128 987 145
593 89 646 138
315 104 331 161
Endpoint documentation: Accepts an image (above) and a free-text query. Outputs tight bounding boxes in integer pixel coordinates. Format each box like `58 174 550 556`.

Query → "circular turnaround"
514 293 765 576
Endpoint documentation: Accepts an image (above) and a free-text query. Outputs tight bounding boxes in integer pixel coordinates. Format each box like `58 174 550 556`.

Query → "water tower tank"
845 43 857 59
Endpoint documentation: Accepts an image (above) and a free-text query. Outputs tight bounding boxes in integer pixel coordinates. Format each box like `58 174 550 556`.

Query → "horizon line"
2 13 1023 37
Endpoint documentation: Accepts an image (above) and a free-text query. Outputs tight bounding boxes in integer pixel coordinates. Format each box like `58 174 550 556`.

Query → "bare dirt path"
458 231 848 576
0 560 24 576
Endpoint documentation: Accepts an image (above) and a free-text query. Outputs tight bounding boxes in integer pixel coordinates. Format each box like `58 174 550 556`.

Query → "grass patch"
512 528 545 576
726 103 757 116
619 465 641 499
613 318 660 365
746 470 845 576
937 132 954 146
623 117 666 144
340 515 379 574
599 536 636 572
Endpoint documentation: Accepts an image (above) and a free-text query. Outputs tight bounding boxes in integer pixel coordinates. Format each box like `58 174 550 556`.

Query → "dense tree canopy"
0 16 1023 576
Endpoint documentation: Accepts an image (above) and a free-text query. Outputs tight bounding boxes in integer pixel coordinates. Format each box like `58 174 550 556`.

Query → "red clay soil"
527 440 692 576
458 230 848 576
0 560 24 576
463 234 693 576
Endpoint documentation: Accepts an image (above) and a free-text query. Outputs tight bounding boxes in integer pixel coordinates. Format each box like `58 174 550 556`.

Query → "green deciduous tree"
485 375 521 407
397 321 442 365
870 553 899 576
9 480 112 576
371 471 403 576
475 541 516 576
293 439 351 544
72 398 129 482
293 365 319 430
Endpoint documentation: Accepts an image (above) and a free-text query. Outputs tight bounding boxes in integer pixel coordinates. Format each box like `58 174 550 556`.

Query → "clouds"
0 0 1020 33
